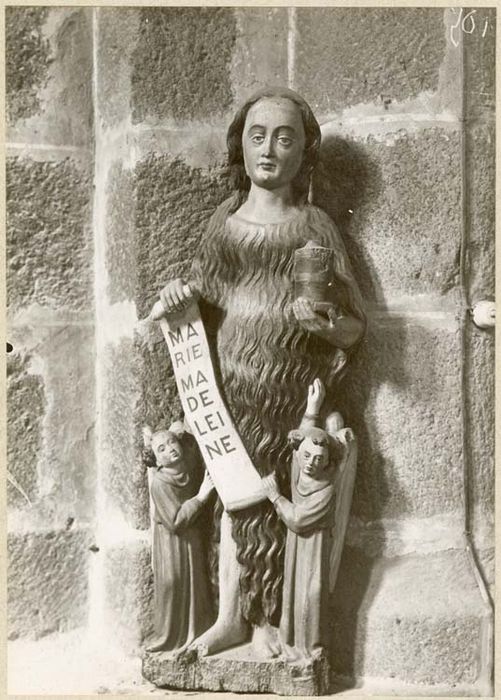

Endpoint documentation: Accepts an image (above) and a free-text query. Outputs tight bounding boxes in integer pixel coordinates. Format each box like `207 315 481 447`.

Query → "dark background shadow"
315 133 412 687
313 133 384 303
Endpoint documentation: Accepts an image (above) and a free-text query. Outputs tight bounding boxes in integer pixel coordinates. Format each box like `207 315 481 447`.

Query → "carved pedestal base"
142 644 331 696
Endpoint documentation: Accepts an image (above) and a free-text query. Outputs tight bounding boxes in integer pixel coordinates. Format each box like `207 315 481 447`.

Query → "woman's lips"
258 162 276 170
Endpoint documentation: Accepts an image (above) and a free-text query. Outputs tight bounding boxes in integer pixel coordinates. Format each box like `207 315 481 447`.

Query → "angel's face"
152 431 183 469
297 437 329 480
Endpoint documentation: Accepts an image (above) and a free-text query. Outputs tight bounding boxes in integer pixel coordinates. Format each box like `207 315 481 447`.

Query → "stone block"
143 650 330 696
463 7 495 121
465 325 494 516
6 8 50 124
102 338 148 530
37 323 95 521
295 8 445 114
8 318 96 525
231 9 289 106
102 331 182 530
135 334 181 431
7 352 45 509
105 152 230 309
330 547 491 689
475 547 494 592
134 155 231 318
131 127 227 172
131 8 236 124
104 539 154 652
6 8 93 147
338 317 463 520
95 9 140 129
465 123 495 301
314 127 461 302
463 312 492 601
105 162 137 305
8 528 92 640
7 156 93 313
105 150 231 307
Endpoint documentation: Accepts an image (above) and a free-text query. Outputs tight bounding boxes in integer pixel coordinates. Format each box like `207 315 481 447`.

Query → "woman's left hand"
293 298 333 335
293 297 364 349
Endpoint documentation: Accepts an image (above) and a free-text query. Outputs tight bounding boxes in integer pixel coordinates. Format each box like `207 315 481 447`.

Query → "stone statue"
146 86 365 691
143 422 215 653
261 379 357 664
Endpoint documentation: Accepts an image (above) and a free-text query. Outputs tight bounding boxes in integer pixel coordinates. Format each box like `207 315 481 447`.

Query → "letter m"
168 327 183 346
181 375 194 392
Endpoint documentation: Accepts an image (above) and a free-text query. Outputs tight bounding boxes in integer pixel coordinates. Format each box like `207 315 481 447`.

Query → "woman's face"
242 97 306 191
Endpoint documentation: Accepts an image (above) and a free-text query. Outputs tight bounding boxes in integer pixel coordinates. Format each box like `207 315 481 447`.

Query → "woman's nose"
262 136 275 156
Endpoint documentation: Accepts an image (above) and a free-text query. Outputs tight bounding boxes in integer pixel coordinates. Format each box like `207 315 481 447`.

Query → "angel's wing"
142 424 153 448
147 468 156 564
329 428 357 593
142 424 157 559
169 419 186 437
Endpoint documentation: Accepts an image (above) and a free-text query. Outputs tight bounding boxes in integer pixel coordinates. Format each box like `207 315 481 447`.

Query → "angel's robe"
276 454 336 660
149 468 214 651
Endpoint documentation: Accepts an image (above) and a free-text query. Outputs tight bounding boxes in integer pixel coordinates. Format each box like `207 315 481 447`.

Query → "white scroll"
157 302 266 512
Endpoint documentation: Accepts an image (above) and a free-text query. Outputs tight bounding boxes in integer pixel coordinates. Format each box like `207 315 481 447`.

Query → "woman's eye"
251 135 264 144
278 137 292 147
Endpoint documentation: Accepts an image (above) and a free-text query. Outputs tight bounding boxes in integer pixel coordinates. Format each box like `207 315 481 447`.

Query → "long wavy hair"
226 87 322 212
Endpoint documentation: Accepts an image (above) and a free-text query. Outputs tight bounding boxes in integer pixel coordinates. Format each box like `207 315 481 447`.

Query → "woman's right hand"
149 279 195 320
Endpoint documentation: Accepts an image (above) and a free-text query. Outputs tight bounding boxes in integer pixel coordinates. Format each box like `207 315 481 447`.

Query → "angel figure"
261 379 357 662
143 422 215 653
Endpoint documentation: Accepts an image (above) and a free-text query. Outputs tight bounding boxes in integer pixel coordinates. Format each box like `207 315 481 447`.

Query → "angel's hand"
197 471 215 502
306 378 325 416
169 420 185 437
261 473 280 503
338 427 356 446
345 428 355 443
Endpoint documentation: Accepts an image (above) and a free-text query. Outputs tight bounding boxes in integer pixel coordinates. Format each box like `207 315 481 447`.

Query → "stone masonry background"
6 7 495 695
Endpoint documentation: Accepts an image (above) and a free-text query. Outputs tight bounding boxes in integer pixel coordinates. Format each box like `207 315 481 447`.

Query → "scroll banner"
159 302 266 512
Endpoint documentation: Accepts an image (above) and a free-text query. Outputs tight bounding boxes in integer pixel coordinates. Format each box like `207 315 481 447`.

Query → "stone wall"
7 7 95 641
7 7 495 694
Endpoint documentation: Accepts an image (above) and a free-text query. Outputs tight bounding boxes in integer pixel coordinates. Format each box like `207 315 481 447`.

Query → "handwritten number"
450 8 462 48
450 8 488 45
462 10 476 35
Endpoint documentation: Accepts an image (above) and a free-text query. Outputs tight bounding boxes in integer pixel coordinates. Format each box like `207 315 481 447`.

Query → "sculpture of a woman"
157 87 365 657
